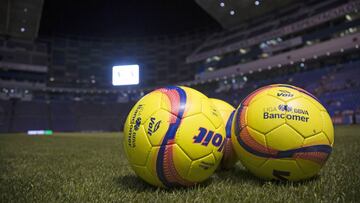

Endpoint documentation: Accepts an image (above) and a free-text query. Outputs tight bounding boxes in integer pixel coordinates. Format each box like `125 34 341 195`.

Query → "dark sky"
39 0 220 38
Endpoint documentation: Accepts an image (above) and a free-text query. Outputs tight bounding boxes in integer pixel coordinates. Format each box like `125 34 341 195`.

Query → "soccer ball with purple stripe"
123 86 226 187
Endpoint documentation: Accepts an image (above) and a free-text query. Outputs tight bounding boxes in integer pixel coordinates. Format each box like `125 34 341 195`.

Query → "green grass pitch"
1 125 360 202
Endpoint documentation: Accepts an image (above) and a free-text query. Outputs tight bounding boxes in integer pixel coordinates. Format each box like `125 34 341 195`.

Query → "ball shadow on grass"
114 174 214 192
217 165 321 187
269 174 321 186
216 166 265 186
115 166 321 191
115 175 157 192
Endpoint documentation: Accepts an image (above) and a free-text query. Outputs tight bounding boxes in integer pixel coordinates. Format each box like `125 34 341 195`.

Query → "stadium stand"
0 99 12 133
0 99 134 132
0 0 359 132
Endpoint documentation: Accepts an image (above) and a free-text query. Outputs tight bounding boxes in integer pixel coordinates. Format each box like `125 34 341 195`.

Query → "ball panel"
242 162 269 179
321 111 334 146
123 124 152 166
246 127 268 150
181 86 208 118
158 87 186 120
201 98 223 129
220 138 238 169
233 126 268 167
301 93 326 112
160 92 174 114
260 159 305 181
212 144 225 162
247 95 285 134
266 124 304 151
188 153 217 182
242 88 269 106
303 132 331 146
299 132 332 167
295 159 322 178
266 85 302 102
285 84 316 97
270 84 319 102
135 91 163 124
222 110 236 163
171 144 192 183
286 97 323 137
175 114 215 160
180 86 208 99
211 130 226 163
212 118 226 164
232 105 246 137
160 87 203 118
132 164 163 187
145 147 164 187
144 109 173 146
210 98 234 114
158 144 195 187
293 85 326 111
210 98 237 169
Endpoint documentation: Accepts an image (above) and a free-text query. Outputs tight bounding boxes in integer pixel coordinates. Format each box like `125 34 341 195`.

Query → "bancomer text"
263 112 309 122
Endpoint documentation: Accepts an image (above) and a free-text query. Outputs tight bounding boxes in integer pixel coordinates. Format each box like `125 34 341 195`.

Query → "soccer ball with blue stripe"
232 84 334 181
123 86 226 187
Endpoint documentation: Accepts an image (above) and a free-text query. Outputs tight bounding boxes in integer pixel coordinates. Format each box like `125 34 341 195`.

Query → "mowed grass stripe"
0 125 359 202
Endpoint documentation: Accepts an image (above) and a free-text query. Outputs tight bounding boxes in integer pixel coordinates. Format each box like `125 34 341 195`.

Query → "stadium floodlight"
112 65 139 86
27 130 53 135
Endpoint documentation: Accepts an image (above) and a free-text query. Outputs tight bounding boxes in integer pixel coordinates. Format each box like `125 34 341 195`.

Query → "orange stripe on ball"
240 127 278 155
162 144 194 187
294 152 329 165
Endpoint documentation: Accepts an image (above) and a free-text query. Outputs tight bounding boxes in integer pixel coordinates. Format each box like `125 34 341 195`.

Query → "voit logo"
147 117 161 136
277 90 294 97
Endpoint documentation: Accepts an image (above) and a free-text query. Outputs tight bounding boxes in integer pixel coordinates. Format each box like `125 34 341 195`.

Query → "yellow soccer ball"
210 98 237 169
123 86 225 187
232 84 334 181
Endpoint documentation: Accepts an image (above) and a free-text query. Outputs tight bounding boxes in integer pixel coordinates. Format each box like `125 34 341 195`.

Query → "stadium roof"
195 0 297 29
39 0 220 38
0 0 44 40
1 0 301 39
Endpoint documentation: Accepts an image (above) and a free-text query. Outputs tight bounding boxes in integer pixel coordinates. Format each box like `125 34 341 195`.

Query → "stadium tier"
0 0 359 132
2 1 360 201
